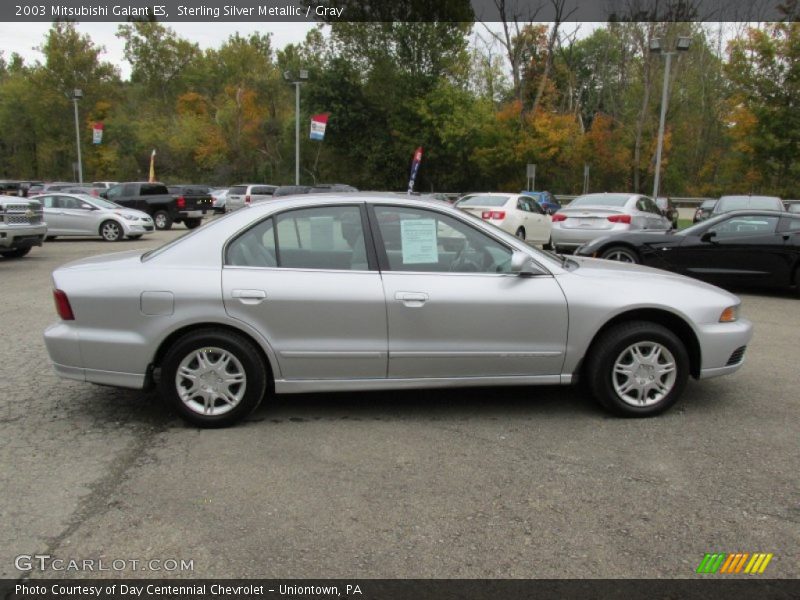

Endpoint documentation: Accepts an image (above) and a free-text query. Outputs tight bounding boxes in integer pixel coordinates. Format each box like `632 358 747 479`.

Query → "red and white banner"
92 122 104 144
310 113 329 141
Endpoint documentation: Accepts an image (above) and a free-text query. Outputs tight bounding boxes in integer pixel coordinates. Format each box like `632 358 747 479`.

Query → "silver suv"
226 184 277 211
0 197 47 258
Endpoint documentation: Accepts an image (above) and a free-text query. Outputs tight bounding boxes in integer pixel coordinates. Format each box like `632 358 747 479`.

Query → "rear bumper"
551 227 618 249
178 210 207 219
44 322 147 389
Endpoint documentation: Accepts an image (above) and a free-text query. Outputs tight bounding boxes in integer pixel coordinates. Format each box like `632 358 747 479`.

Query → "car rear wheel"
515 227 526 240
601 246 639 263
543 237 553 251
587 321 689 417
100 220 123 242
153 210 173 231
0 247 31 258
184 218 202 229
159 329 267 428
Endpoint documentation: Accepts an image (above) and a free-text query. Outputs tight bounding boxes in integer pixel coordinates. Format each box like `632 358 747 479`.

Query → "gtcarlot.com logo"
696 552 774 574
15 554 194 572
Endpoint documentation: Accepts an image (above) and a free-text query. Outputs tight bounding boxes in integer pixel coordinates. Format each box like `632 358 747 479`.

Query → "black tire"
46 236 57 241
586 321 689 417
515 227 526 240
184 218 202 230
99 220 123 242
153 210 173 231
159 329 267 428
128 235 143 240
543 237 553 251
0 247 31 258
600 245 640 264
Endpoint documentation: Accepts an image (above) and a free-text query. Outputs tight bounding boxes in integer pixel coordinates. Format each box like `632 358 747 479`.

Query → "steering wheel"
449 241 492 273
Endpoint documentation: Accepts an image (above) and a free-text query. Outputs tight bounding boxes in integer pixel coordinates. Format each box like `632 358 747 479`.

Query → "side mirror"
700 230 717 243
510 250 545 277
99 191 108 198
80 203 94 210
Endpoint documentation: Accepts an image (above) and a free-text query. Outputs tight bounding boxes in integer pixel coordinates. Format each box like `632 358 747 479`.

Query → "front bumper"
697 318 753 379
0 224 47 249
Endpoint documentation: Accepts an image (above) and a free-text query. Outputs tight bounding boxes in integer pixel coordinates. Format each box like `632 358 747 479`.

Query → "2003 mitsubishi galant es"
44 194 753 427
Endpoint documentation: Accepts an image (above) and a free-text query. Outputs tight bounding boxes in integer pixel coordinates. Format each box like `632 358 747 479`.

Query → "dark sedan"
693 199 717 223
574 210 800 293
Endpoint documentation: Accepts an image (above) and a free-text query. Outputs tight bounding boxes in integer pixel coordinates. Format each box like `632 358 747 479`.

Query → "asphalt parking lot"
1 227 798 580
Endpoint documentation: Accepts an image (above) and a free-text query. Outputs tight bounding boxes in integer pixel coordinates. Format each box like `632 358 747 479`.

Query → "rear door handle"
395 291 428 307
232 289 267 303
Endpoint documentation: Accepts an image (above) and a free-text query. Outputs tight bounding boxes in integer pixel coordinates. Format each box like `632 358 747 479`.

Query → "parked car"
40 182 80 193
308 183 358 193
655 197 679 229
211 188 229 213
550 193 672 253
712 195 784 215
39 193 154 241
693 199 717 223
0 196 46 258
456 193 552 246
103 182 211 230
226 184 278 211
92 181 118 189
167 185 214 225
44 193 752 427
521 190 561 215
787 203 800 214
574 210 800 293
62 186 100 197
273 185 311 197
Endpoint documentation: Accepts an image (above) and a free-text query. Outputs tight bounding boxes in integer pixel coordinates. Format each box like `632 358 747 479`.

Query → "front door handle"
232 289 267 303
395 291 428 307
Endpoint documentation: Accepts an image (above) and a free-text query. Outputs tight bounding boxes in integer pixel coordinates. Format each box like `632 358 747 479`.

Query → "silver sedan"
551 193 672 253
37 193 154 241
44 194 752 427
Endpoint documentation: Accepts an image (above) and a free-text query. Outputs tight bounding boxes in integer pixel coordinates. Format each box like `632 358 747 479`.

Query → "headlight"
719 305 739 323
120 214 137 221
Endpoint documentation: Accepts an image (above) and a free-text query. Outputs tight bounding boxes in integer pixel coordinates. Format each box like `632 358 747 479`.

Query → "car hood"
57 250 145 271
566 255 737 297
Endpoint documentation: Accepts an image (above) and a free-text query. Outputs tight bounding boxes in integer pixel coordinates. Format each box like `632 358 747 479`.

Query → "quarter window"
373 206 513 273
709 215 779 237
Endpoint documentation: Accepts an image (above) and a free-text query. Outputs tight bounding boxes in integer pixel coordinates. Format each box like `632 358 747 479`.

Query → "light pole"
650 36 690 200
72 88 84 183
283 69 308 185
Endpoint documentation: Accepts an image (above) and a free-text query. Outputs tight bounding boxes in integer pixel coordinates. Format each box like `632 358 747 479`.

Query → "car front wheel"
587 321 689 417
515 227 526 240
100 220 123 242
601 246 639 263
184 218 202 229
0 247 31 258
159 329 267 427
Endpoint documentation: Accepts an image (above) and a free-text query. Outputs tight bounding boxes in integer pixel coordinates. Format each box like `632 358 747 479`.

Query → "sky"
0 22 318 78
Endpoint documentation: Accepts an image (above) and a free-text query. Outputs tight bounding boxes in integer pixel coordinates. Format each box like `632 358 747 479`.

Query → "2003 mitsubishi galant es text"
44 194 753 427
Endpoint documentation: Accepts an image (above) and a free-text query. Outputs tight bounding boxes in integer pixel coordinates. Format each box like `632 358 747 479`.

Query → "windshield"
717 196 782 212
568 194 631 208
458 195 509 207
84 196 122 209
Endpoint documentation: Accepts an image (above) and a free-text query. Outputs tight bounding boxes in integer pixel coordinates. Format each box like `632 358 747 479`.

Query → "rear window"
141 184 168 195
229 186 247 195
251 186 276 195
568 194 632 208
458 195 509 207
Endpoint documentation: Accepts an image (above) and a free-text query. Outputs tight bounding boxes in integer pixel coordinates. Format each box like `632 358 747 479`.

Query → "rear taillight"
245 195 251 204
551 213 567 222
176 196 186 209
53 289 74 320
481 211 506 220
607 214 632 224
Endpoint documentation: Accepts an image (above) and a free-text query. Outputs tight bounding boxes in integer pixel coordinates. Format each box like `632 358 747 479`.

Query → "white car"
39 193 154 241
456 193 552 246
226 184 277 211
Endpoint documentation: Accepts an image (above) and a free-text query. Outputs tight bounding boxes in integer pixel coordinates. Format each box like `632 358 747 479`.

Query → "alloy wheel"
175 347 246 417
612 342 677 407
